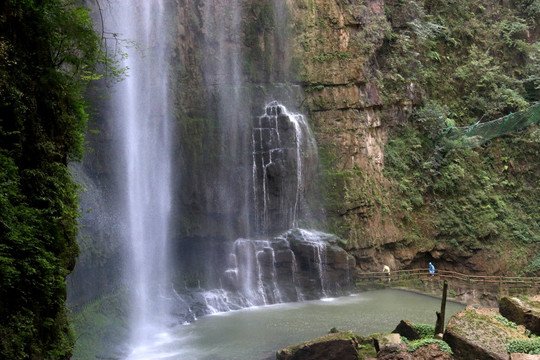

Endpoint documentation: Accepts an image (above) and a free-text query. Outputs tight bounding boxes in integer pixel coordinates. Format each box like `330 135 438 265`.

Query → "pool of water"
126 289 465 360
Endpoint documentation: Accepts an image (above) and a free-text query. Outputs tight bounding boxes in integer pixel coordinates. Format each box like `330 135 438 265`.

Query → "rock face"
444 307 527 360
288 0 405 255
276 331 369 360
222 228 356 305
252 102 320 235
170 0 408 267
499 297 540 336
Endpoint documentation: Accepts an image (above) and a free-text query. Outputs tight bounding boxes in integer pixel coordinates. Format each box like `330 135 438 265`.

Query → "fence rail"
355 269 540 289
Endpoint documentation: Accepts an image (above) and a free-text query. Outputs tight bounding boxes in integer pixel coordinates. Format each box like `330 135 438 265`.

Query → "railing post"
435 280 448 336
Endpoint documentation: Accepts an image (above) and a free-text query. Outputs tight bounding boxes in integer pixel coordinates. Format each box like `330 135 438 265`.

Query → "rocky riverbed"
276 296 540 360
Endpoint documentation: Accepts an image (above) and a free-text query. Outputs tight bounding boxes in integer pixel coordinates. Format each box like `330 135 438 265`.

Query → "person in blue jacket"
429 262 435 276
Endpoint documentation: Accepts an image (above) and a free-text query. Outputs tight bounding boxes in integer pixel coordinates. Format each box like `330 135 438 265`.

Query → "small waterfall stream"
252 101 319 235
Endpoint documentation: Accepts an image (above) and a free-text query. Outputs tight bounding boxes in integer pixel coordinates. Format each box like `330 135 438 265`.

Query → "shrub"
413 323 435 339
506 338 540 354
408 338 453 354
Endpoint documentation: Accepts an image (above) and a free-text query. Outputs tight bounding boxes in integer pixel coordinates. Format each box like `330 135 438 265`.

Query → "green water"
127 289 464 360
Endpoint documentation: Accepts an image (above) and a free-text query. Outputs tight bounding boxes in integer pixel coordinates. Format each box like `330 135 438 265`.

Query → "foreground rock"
377 342 454 360
276 331 376 360
444 306 528 360
499 296 540 336
276 327 453 359
392 319 420 341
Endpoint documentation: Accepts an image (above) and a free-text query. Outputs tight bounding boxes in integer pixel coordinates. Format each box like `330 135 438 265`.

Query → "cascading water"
252 101 319 235
109 0 174 353
219 229 353 307
180 0 351 310
200 0 252 239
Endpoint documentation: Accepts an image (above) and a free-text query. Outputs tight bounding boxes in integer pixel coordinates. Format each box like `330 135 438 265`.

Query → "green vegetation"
408 338 453 354
494 314 522 331
378 0 540 272
0 1 106 358
400 322 454 354
303 0 539 256
70 291 128 360
506 338 540 354
413 323 436 338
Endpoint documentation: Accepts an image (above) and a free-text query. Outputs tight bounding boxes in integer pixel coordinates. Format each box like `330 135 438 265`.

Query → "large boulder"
499 296 540 336
375 333 453 360
408 343 454 360
392 319 420 341
444 307 528 360
276 331 374 360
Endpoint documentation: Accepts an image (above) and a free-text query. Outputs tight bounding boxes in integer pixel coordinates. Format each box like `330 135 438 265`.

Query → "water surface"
127 289 464 360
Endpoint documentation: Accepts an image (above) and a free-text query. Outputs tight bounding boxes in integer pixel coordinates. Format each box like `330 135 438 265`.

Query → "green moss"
506 338 540 354
70 291 128 360
408 338 453 354
413 323 435 339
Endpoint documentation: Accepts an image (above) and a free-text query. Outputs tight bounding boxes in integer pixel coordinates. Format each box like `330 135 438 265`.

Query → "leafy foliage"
407 338 453 354
413 323 436 339
506 338 540 354
380 0 540 271
0 0 105 358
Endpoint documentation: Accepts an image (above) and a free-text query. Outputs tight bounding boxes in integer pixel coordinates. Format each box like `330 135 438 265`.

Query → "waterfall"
297 229 329 297
192 0 334 310
69 1 358 358
252 101 319 235
200 0 252 239
110 0 174 349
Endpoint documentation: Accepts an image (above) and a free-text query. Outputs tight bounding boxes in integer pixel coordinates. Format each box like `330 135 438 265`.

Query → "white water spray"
110 0 174 351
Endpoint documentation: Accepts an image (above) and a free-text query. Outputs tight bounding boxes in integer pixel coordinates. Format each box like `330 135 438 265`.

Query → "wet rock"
499 297 540 336
276 331 365 360
252 102 319 235
221 228 354 305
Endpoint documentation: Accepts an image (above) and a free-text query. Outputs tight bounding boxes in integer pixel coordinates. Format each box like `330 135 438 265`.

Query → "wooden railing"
355 268 540 289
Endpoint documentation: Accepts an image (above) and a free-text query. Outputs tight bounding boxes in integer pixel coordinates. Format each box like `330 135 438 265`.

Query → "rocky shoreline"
275 296 540 360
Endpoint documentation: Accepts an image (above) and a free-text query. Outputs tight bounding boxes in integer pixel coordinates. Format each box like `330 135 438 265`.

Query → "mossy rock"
276 331 376 360
444 306 528 360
